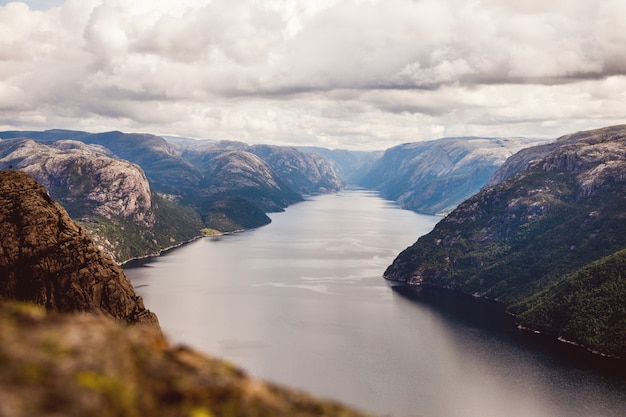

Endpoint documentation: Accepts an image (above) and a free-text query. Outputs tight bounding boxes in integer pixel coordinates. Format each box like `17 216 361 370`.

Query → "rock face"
0 139 203 263
201 150 303 212
0 139 154 225
361 137 547 215
177 139 343 197
0 170 157 325
384 125 626 357
0 302 372 417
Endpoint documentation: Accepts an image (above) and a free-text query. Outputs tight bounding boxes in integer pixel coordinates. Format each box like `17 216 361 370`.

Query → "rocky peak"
0 139 154 226
0 170 158 326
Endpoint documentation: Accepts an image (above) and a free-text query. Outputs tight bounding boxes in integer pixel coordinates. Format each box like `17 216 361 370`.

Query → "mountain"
0 130 344 237
0 129 203 199
0 139 203 263
0 170 373 417
360 137 548 215
297 147 383 185
384 125 626 358
246 144 342 195
175 139 343 195
0 170 158 325
197 150 302 231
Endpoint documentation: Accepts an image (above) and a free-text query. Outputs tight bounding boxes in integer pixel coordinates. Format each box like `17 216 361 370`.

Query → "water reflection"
126 190 626 417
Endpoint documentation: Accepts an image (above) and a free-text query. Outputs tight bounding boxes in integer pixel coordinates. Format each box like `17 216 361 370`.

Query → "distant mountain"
0 129 203 199
0 138 203 263
175 139 343 195
247 144 342 195
197 150 302 231
360 137 548 215
0 130 346 246
297 147 383 185
385 125 626 358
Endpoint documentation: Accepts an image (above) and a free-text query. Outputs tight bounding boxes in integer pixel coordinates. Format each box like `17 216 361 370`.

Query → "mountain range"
385 125 626 358
0 129 552 263
0 130 345 261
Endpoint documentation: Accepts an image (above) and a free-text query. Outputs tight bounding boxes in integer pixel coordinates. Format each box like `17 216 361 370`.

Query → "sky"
0 0 625 150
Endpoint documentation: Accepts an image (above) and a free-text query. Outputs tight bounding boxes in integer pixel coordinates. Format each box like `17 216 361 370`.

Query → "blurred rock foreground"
0 170 372 417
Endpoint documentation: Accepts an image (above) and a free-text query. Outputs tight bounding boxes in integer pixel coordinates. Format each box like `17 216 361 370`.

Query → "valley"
1 124 625 416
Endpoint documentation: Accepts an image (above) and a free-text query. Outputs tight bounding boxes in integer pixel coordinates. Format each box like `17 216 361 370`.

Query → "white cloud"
0 0 625 149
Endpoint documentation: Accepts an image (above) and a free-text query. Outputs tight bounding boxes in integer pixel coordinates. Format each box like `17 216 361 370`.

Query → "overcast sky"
0 0 624 149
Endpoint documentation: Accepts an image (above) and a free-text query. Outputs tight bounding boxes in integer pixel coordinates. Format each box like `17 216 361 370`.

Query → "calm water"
126 190 626 417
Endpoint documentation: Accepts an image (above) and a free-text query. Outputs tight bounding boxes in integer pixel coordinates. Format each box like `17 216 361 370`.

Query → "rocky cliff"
0 139 203 263
0 170 157 325
0 139 154 225
361 137 547 215
177 139 343 196
384 125 626 357
0 171 373 417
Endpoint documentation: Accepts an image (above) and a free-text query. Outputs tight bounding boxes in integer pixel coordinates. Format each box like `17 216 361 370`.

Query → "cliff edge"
0 170 157 325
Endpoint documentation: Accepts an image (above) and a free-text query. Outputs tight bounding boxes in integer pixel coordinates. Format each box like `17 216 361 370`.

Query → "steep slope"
176 139 343 195
247 144 342 194
483 128 606 187
0 130 340 235
384 125 626 357
0 170 157 325
361 137 547 215
200 150 302 212
0 139 203 263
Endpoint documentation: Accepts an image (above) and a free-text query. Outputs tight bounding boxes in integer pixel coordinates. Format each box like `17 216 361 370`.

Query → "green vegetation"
202 195 271 233
78 193 203 263
385 128 626 358
517 249 626 357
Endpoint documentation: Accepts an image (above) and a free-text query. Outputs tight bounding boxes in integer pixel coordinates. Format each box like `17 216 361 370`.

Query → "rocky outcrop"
201 150 303 212
0 301 372 417
0 139 204 263
384 125 626 358
0 129 203 199
0 170 157 325
361 137 547 215
0 139 154 225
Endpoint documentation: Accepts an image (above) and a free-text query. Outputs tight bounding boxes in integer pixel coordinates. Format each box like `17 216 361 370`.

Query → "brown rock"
0 170 157 326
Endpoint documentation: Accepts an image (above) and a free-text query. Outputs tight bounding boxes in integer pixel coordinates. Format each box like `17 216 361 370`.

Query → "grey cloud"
1 0 625 149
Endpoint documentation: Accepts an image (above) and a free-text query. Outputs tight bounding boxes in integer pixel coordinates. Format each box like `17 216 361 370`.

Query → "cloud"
0 0 625 149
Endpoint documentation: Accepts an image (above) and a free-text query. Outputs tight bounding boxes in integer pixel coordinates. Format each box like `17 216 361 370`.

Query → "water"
126 190 626 417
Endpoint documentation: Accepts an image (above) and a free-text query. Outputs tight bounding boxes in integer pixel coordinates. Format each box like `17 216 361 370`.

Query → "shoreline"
388 281 626 369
